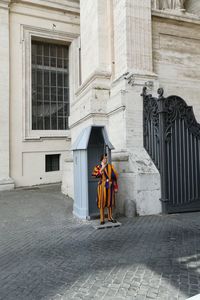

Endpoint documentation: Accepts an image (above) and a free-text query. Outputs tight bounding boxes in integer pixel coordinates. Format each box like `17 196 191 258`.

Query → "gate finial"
141 86 147 97
157 88 164 98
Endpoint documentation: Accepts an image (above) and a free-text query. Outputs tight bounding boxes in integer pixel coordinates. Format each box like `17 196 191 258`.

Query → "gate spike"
157 88 164 98
141 86 147 97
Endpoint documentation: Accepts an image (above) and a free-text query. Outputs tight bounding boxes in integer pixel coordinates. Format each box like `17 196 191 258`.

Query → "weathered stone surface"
185 0 200 16
124 199 136 218
155 0 185 10
0 2 14 191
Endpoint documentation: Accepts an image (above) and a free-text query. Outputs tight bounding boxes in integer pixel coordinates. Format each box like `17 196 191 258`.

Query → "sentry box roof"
71 126 114 150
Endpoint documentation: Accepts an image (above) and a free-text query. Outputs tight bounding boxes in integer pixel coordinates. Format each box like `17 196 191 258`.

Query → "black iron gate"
142 87 200 213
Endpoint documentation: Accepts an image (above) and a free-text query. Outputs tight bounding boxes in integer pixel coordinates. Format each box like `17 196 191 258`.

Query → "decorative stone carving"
0 0 11 9
153 0 186 10
185 0 200 16
174 0 185 9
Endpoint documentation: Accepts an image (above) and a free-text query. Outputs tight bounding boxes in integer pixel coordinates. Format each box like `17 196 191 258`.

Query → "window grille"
32 41 69 130
45 154 60 172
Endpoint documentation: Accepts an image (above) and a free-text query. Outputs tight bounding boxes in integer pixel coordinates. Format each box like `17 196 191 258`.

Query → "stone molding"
0 0 11 9
107 105 126 117
111 72 158 90
0 178 14 191
69 112 107 129
21 25 79 141
10 0 79 14
75 71 111 98
152 8 200 24
152 0 185 10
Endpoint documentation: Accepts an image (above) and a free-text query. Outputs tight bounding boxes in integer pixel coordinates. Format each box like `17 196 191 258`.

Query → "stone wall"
0 1 14 190
62 0 162 217
80 0 111 83
6 0 199 216
152 12 200 121
185 0 200 16
8 0 79 187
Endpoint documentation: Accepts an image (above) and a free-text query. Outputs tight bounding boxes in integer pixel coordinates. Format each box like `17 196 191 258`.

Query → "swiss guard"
92 154 118 225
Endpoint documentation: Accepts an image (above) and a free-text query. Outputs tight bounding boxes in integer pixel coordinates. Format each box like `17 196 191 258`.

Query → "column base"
0 178 15 191
112 149 162 216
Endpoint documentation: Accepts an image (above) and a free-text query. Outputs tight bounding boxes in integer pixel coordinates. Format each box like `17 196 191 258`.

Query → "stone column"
64 0 111 198
113 0 154 78
80 0 111 82
69 0 111 141
109 0 161 216
110 0 157 150
0 0 14 190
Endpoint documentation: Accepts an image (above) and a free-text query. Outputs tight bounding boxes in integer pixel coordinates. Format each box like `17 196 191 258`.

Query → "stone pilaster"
80 0 111 82
0 0 14 190
109 0 161 216
70 0 111 140
65 0 111 202
66 0 161 216
113 0 154 78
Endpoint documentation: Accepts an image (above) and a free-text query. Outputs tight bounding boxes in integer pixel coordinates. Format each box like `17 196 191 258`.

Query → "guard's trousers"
100 207 112 222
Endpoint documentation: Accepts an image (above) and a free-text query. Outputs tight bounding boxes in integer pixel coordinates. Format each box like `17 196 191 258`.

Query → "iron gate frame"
142 87 200 213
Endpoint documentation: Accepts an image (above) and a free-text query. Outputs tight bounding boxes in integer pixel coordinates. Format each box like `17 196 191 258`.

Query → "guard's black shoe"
108 218 117 223
100 221 105 225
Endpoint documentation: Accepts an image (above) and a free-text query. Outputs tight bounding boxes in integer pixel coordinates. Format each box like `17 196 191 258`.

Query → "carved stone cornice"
10 0 79 14
152 9 200 25
152 0 185 10
0 0 11 10
75 71 111 98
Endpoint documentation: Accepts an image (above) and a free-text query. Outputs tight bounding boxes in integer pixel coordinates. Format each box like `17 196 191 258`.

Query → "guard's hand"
100 163 107 172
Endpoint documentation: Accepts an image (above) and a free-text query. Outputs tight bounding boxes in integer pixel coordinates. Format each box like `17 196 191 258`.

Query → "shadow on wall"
185 0 200 16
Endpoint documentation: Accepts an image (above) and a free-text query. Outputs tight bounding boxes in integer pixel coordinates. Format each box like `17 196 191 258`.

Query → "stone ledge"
10 0 80 14
0 178 15 191
152 9 200 25
75 70 111 99
0 0 10 9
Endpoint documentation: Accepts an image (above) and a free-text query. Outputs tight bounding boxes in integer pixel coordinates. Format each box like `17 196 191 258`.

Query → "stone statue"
153 0 186 10
172 0 185 9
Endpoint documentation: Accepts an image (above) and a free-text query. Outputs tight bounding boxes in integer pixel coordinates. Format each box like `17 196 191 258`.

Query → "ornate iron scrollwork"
142 86 200 213
143 87 160 169
143 89 159 138
163 95 200 141
143 85 200 149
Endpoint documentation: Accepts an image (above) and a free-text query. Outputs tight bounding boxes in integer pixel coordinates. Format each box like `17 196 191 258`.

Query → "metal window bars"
32 41 69 130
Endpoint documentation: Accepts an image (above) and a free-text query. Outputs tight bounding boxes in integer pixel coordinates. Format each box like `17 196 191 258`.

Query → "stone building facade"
0 0 79 189
1 0 200 216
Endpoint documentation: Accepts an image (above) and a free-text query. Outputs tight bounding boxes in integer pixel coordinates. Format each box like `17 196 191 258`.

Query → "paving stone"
104 288 118 297
91 220 122 230
1 184 200 300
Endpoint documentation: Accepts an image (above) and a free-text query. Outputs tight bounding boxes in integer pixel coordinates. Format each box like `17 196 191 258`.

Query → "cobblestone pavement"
1 184 200 300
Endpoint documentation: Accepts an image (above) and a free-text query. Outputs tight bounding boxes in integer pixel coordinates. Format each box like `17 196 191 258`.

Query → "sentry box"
71 126 114 219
